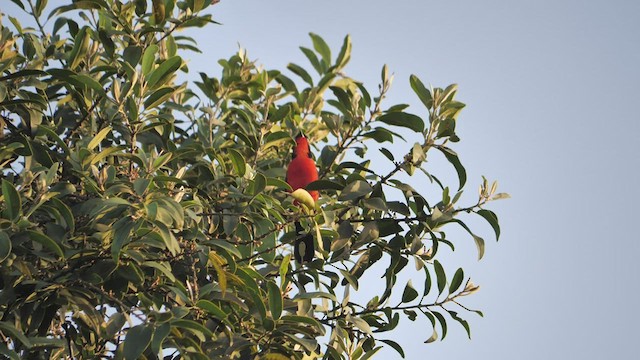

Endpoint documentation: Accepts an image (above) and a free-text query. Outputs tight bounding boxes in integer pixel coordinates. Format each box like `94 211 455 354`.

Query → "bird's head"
293 134 311 158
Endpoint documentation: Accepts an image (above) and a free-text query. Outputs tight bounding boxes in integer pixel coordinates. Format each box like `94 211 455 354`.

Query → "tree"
0 0 507 358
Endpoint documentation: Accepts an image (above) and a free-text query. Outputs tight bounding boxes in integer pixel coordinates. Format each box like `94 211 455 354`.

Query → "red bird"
286 135 318 263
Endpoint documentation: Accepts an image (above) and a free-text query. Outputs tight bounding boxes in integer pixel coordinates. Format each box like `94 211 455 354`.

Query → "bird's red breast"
286 136 319 201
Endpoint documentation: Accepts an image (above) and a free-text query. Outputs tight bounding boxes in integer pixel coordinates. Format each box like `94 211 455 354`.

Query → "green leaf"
299 46 322 74
339 268 359 290
436 146 467 190
146 56 182 89
123 324 152 360
283 333 317 353
142 44 159 75
111 217 134 262
27 230 64 259
450 219 485 260
335 34 352 69
28 336 65 350
363 127 394 143
250 173 266 196
103 313 126 338
70 74 105 96
286 63 313 86
2 180 21 221
305 179 343 191
346 314 373 336
380 339 405 358
67 26 90 69
263 131 290 150
309 33 331 66
449 268 464 294
204 239 242 258
227 148 246 177
401 280 419 303
293 291 337 302
448 310 472 339
433 260 446 295
432 311 448 340
196 299 227 319
423 266 432 296
409 74 433 109
0 231 10 262
144 86 175 109
150 323 170 355
87 126 112 150
379 148 395 162
267 281 283 320
378 112 425 133
477 209 501 240
123 45 142 67
363 197 387 211
0 321 31 348
338 180 373 201
49 197 75 233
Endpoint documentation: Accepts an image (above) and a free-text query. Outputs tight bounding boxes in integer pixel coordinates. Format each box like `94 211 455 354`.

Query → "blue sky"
6 0 640 358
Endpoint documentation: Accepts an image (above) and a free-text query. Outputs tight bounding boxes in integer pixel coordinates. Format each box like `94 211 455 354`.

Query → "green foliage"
0 0 507 358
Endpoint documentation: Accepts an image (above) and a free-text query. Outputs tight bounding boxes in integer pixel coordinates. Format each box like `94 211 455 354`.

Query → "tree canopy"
0 0 507 358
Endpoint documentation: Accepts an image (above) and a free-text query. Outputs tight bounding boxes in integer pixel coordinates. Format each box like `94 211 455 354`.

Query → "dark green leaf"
144 86 176 109
477 209 501 240
363 127 394 143
448 310 472 339
379 148 395 162
409 74 433 109
421 267 432 299
204 239 242 258
267 281 283 320
146 56 182 89
0 231 10 262
111 217 134 262
450 219 485 260
67 26 89 69
305 180 343 191
378 112 425 133
299 46 322 74
2 180 21 221
432 311 447 340
27 230 64 259
401 280 419 303
227 148 246 177
338 180 372 201
123 324 152 360
380 339 405 358
70 74 105 96
196 299 227 319
449 268 464 294
436 146 467 190
433 260 446 295
123 45 142 67
0 321 31 348
286 63 313 86
309 33 331 66
150 323 170 355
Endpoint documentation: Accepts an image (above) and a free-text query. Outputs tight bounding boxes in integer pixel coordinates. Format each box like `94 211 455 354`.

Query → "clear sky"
198 1 640 358
6 0 640 358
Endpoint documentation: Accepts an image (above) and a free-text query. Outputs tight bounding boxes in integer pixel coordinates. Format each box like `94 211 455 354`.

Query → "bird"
285 134 318 263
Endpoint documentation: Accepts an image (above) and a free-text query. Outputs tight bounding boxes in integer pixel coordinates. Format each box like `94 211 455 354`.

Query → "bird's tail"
294 221 314 264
